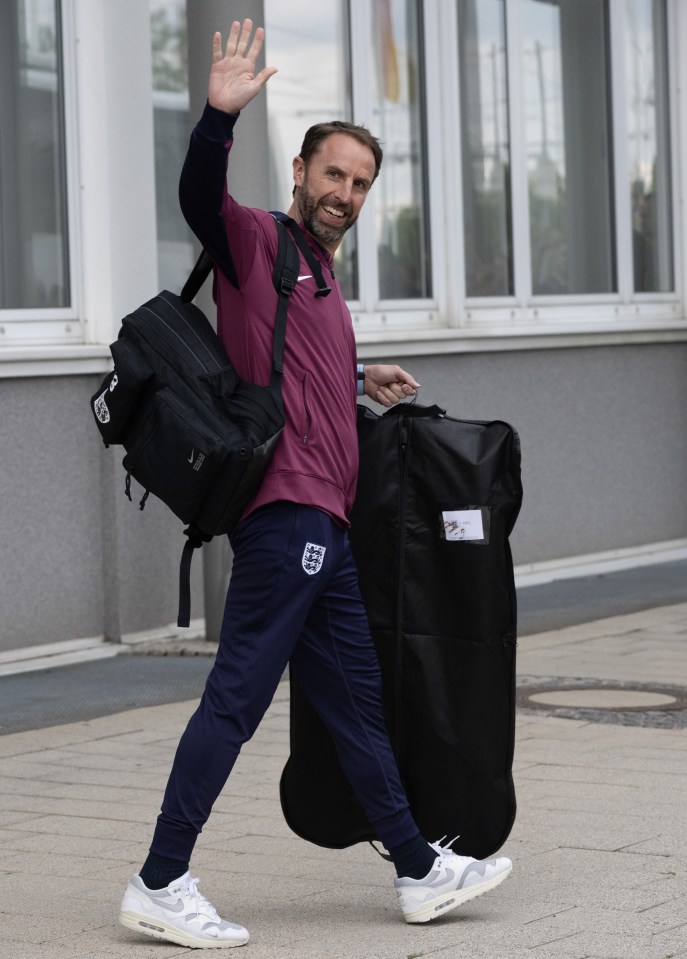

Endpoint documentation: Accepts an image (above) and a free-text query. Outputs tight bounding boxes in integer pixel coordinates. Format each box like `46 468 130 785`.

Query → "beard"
297 176 357 246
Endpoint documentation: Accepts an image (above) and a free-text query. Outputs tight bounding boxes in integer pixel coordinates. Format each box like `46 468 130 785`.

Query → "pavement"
1 577 686 958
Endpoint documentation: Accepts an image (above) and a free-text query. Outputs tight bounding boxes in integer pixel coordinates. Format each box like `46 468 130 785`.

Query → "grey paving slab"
517 602 687 687
0 605 686 959
0 830 139 861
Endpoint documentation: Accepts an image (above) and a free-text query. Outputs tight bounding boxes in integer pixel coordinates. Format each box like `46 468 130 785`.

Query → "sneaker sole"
119 909 249 949
401 863 512 924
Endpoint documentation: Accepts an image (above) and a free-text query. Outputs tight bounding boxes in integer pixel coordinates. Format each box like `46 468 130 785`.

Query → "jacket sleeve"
178 102 252 288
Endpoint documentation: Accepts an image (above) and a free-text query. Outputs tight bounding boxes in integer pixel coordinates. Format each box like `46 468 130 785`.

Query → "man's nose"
334 180 353 203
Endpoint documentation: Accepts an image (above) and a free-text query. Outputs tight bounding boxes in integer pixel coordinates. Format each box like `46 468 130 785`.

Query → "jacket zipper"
301 372 313 445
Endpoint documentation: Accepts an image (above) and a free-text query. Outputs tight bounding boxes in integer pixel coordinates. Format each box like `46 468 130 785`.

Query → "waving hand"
208 19 277 115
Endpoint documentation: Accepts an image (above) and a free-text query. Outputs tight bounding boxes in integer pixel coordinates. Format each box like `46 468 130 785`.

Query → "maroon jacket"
179 104 359 526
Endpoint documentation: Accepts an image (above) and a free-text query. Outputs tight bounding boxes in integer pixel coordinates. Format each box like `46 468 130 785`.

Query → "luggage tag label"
440 508 489 544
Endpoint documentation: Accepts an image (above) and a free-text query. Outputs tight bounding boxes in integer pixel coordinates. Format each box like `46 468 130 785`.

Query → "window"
264 0 356 297
457 0 676 314
625 0 673 293
3 0 678 354
458 0 513 297
0 0 70 310
265 0 431 311
521 0 616 295
368 0 431 301
150 0 194 291
460 0 619 300
260 0 681 335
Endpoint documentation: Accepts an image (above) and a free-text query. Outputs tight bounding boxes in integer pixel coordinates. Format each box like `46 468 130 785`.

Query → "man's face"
293 133 376 252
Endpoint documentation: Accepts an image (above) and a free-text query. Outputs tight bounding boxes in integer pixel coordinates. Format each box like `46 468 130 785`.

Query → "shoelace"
369 834 464 864
179 876 220 921
430 835 463 857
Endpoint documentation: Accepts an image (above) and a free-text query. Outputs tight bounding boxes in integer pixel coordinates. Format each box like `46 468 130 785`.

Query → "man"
119 20 512 949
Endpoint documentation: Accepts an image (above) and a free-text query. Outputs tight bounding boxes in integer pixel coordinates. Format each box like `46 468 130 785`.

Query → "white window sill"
0 344 112 378
355 317 687 358
1 316 686 377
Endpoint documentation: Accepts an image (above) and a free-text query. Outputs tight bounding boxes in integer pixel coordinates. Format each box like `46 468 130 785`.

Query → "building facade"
1 0 686 653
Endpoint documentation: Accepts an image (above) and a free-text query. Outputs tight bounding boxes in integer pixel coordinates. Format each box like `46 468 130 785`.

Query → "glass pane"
625 0 673 292
264 1 356 298
522 0 616 295
458 0 513 297
0 0 69 309
150 0 194 291
370 0 431 300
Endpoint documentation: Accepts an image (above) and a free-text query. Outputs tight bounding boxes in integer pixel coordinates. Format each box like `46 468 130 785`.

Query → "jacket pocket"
298 370 315 447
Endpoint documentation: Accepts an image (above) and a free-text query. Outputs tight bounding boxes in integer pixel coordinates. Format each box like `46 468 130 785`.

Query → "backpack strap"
179 250 215 303
269 217 300 387
281 217 332 298
177 525 211 628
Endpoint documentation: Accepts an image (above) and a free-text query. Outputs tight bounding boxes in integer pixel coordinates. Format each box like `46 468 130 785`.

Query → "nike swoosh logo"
148 896 185 914
188 450 195 464
297 275 313 282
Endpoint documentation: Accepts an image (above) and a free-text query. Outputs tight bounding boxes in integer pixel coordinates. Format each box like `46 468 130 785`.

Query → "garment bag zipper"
393 417 412 754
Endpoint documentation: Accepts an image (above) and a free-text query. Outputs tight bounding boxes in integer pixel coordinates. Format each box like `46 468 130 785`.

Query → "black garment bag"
279 402 523 859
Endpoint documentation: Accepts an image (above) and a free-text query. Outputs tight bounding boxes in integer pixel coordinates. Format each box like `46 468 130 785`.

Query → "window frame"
1 0 159 379
617 0 681 302
352 0 686 343
457 0 683 333
0 0 85 347
347 0 444 332
2 0 685 373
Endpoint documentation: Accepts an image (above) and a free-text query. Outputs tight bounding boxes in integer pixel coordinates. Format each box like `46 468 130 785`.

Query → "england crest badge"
302 542 326 575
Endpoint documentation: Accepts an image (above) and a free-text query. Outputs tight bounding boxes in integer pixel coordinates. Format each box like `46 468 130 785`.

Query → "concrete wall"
2 341 683 652
0 375 203 651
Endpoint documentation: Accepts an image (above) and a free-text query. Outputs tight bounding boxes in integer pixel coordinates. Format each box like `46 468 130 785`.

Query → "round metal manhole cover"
517 677 687 727
527 689 678 710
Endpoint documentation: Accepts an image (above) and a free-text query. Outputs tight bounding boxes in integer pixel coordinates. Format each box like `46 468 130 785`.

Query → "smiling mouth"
322 204 347 220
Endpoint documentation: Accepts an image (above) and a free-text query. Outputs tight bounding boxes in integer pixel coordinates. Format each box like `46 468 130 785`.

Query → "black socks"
388 834 437 880
139 852 189 890
139 838 437 887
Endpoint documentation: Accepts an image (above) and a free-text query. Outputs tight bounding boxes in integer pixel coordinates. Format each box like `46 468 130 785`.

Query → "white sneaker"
119 871 249 949
394 838 512 924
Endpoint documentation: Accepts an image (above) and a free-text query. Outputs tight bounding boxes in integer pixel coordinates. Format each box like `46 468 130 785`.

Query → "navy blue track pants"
151 502 419 862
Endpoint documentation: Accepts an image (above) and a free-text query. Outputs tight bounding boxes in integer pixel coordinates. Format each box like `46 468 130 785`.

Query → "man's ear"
292 155 305 189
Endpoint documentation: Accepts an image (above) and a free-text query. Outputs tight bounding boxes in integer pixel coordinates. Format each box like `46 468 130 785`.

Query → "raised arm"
179 19 277 285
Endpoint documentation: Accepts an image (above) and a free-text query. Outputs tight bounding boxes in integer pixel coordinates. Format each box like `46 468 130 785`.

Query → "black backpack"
90 216 302 626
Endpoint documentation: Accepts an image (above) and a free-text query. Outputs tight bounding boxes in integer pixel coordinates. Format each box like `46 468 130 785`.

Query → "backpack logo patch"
188 450 206 472
94 390 111 424
302 542 326 575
